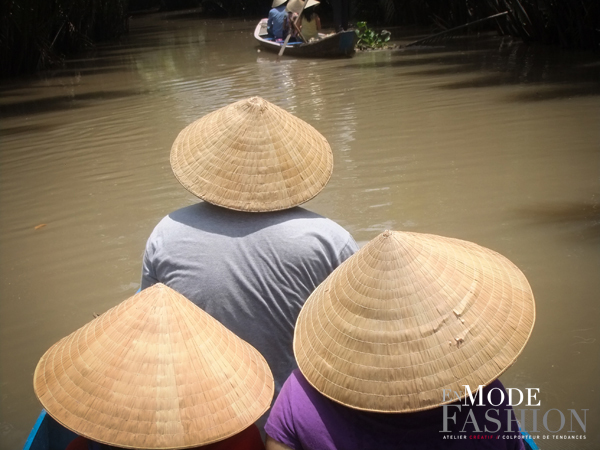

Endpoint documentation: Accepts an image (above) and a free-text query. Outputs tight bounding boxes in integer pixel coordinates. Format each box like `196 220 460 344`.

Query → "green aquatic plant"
355 21 391 50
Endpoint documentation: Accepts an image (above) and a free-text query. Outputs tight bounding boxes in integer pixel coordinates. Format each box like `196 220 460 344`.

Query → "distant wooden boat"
254 18 357 58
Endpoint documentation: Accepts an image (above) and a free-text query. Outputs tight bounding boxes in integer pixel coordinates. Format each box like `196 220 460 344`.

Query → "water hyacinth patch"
355 21 391 50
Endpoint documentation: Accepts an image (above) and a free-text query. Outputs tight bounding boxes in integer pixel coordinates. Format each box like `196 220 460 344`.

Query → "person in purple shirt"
265 230 536 450
266 370 526 450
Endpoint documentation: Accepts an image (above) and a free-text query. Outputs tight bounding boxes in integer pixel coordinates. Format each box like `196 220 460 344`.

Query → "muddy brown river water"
1 10 599 450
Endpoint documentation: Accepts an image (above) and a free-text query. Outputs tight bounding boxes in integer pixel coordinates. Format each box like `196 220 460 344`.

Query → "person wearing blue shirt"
267 0 289 39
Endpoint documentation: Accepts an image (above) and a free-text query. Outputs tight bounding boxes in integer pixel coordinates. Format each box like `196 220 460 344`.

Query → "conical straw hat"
34 284 274 449
294 230 535 413
170 97 333 212
287 0 319 13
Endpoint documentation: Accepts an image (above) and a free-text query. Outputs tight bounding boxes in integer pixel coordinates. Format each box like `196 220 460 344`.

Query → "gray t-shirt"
142 202 358 397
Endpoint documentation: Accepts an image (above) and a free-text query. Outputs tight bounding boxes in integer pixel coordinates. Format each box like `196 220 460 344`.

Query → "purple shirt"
266 370 526 450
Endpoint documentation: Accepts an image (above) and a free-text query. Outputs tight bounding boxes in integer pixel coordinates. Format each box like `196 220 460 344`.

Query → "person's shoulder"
289 368 308 388
279 369 310 397
153 203 196 224
487 378 506 389
270 5 284 15
285 369 329 404
483 378 508 397
285 208 350 228
147 203 208 236
166 202 228 224
279 209 355 243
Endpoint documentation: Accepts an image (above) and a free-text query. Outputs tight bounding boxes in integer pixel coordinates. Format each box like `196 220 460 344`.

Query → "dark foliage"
2 0 597 77
1 0 129 77
357 0 600 50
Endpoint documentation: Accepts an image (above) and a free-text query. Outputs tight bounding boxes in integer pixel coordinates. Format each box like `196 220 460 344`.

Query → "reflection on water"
1 10 599 450
517 199 600 241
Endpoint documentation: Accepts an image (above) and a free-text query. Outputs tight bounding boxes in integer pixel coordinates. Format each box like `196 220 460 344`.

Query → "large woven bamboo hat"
34 284 274 449
170 97 333 212
294 230 535 413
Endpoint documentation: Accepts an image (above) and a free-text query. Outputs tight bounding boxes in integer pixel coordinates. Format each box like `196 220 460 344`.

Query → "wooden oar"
277 0 308 61
291 20 307 43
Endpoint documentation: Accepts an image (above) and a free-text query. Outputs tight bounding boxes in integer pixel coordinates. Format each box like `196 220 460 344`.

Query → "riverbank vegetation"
2 0 598 77
356 0 600 50
163 0 599 49
1 0 129 77
355 22 391 50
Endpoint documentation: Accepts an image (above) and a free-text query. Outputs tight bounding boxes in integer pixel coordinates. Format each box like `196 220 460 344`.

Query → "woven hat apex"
272 0 288 7
34 284 274 449
294 230 535 413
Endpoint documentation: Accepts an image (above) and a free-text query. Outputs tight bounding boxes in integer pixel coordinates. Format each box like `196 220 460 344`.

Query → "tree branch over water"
355 0 599 50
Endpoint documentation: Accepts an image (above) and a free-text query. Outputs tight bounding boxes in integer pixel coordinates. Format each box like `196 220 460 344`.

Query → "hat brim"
34 285 274 448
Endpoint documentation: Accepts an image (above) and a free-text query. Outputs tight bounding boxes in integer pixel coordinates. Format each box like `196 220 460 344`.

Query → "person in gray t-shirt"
141 97 358 403
142 203 356 398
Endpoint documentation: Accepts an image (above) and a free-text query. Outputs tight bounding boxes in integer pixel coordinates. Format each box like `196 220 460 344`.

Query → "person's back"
141 96 358 398
301 14 320 41
268 1 288 39
295 0 321 41
142 203 356 395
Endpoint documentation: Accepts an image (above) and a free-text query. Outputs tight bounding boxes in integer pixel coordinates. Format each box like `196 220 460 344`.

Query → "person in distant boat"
33 284 274 450
283 10 300 40
265 230 535 450
140 97 358 426
287 0 321 41
299 0 321 41
267 0 289 40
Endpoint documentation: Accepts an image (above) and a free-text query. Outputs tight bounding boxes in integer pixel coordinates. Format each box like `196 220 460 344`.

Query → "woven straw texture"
170 97 333 212
288 0 319 13
34 284 274 449
294 230 535 413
